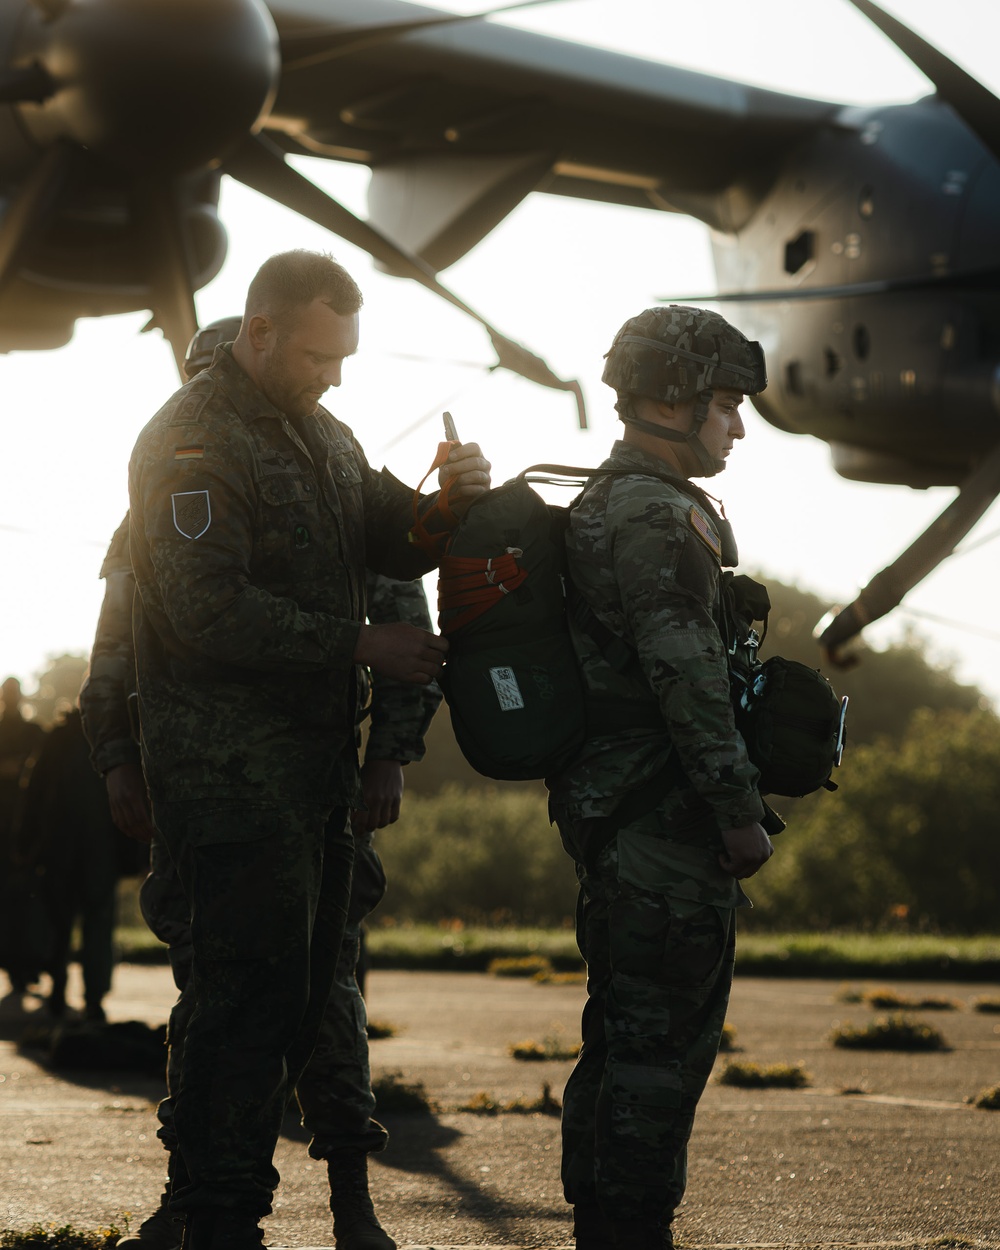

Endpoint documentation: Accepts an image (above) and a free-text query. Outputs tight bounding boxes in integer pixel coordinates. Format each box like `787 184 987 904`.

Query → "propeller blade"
663 266 1000 304
130 180 199 377
0 64 55 104
846 0 1000 162
0 142 74 291
223 134 585 421
280 1 562 72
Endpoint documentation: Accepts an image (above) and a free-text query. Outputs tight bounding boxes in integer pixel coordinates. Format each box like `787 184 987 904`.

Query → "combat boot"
571 1201 616 1249
115 1182 183 1250
327 1151 396 1250
608 1217 674 1248
182 1208 264 1250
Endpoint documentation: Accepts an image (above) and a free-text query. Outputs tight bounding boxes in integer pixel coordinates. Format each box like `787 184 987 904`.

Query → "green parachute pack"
437 465 847 796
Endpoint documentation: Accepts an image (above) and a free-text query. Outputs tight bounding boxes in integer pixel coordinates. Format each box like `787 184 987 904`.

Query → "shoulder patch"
688 505 722 560
167 387 212 428
172 490 212 540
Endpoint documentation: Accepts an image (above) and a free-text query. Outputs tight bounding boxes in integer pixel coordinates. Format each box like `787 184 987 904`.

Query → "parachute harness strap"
409 439 460 558
438 547 527 635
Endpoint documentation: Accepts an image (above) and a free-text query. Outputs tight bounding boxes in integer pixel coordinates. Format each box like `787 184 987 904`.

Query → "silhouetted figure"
0 675 45 994
18 706 134 1020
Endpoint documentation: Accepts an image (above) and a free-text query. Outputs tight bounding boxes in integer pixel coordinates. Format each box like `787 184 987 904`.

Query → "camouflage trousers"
151 797 355 1216
553 805 737 1225
141 816 390 1174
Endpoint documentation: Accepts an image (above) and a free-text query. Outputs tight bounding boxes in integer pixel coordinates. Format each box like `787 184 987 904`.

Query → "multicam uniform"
127 344 437 1217
548 439 765 1228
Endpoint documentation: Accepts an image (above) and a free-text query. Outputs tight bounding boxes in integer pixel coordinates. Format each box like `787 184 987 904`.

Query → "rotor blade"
0 64 55 104
815 438 1000 666
664 266 1000 304
130 180 199 378
0 142 74 291
846 0 1000 162
223 134 586 420
280 1 564 72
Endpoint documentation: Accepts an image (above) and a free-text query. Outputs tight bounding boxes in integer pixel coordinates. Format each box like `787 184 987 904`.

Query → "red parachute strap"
438 549 527 635
409 439 461 558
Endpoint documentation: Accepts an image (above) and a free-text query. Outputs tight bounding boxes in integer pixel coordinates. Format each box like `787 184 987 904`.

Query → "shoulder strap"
518 463 737 565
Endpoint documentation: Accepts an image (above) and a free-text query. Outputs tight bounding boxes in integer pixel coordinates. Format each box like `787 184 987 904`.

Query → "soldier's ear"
245 314 272 352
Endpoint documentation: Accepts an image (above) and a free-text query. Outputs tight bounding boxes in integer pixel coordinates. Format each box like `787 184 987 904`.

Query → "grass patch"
457 1082 561 1116
365 1019 397 1040
367 925 584 974
371 1071 435 1114
534 968 586 985
719 1023 738 1052
860 987 961 1011
972 996 1000 1013
507 1035 580 1062
0 1225 123 1250
488 955 554 978
972 1084 1000 1110
716 1060 810 1089
830 1013 948 1051
734 932 1000 981
114 923 1000 981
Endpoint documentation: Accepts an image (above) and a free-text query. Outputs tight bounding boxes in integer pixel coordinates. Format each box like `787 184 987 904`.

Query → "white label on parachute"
489 666 525 711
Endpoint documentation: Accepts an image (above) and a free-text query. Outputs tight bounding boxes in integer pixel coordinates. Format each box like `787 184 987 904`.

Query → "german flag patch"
688 506 721 560
174 445 205 461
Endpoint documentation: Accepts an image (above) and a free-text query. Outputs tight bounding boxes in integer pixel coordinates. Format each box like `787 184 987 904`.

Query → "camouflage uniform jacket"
128 346 436 806
79 514 140 778
364 572 441 763
549 440 764 842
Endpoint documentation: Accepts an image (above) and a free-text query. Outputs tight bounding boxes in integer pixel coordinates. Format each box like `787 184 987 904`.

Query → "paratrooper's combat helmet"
183 315 243 381
602 304 767 475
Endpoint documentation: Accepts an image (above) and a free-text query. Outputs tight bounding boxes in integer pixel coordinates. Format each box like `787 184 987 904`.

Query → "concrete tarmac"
1 962 998 1248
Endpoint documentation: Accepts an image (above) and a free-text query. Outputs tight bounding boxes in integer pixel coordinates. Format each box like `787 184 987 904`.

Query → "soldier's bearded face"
258 299 360 418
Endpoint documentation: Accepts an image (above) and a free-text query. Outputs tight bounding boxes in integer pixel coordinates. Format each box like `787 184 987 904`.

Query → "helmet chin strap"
616 393 725 478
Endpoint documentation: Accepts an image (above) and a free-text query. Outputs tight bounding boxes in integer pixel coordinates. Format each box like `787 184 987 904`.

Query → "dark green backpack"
437 469 586 780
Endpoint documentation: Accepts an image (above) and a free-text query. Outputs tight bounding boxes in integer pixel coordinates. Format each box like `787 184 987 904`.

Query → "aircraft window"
853 325 871 360
784 230 815 275
785 360 804 395
825 349 843 377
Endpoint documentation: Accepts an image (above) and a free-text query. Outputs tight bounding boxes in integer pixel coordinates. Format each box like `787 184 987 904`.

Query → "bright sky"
2 0 1000 703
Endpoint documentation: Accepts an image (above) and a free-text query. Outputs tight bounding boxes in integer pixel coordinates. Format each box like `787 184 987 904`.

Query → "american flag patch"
174 445 204 461
688 506 721 560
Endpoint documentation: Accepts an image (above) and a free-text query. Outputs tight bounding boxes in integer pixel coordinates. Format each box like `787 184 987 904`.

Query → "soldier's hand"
354 622 448 684
105 762 155 843
439 442 491 517
352 759 405 834
718 822 773 879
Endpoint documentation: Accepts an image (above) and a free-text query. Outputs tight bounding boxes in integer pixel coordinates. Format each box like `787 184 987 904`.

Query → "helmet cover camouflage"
183 315 244 381
602 305 767 404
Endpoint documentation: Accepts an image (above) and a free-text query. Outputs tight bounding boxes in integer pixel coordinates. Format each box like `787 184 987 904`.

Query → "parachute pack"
436 464 847 797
